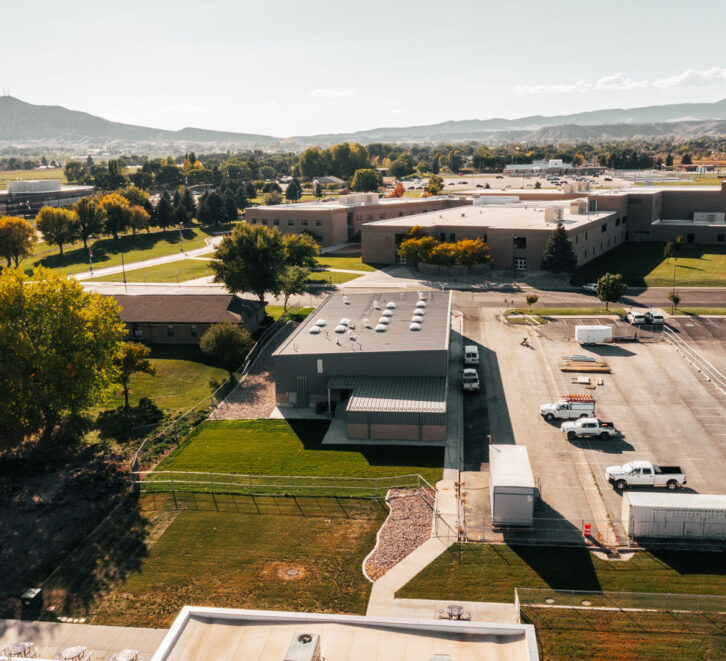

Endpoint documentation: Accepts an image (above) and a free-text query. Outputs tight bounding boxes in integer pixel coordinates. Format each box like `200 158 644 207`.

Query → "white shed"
489 445 536 527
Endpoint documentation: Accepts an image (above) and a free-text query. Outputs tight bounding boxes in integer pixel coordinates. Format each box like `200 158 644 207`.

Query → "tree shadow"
508 541 602 592
95 399 165 443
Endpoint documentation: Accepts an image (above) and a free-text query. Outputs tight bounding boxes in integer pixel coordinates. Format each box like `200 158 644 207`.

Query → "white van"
464 345 479 365
626 309 647 325
645 309 665 325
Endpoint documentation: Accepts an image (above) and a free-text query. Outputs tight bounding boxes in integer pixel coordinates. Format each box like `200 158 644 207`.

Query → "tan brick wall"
421 425 446 442
370 424 420 441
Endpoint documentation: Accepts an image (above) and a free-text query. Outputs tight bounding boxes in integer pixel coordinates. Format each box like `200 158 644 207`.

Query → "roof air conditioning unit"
412 315 423 323
375 324 387 332
410 323 422 331
386 302 397 309
382 309 393 317
343 296 350 304
315 319 327 327
373 300 380 309
378 317 390 325
285 633 321 661
309 326 321 334
363 318 370 328
416 300 427 308
334 325 346 333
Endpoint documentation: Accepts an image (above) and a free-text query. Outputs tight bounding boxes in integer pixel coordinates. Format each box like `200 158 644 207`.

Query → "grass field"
308 270 365 284
0 167 67 189
88 257 213 283
265 305 315 320
158 419 443 483
81 496 386 627
316 252 376 272
397 544 726 602
21 227 215 276
100 345 227 413
674 307 726 315
506 307 626 316
573 242 726 287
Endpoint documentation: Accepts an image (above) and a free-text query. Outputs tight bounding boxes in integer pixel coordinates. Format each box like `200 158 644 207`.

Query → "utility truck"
540 395 595 421
461 368 480 392
605 461 687 490
561 417 617 440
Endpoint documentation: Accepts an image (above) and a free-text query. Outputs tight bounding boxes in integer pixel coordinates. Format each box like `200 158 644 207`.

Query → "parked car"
540 395 595 421
561 417 617 440
582 283 597 294
626 309 647 325
464 345 480 365
461 368 480 392
605 461 687 490
645 309 665 324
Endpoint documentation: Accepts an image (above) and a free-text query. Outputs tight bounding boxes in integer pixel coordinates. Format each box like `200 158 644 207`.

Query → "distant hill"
3 95 726 152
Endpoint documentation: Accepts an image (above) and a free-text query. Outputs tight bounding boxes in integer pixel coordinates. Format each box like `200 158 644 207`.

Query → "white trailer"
575 325 613 345
490 445 536 527
622 492 726 540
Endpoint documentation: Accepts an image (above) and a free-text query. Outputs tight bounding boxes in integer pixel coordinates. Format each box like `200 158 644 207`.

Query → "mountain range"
3 95 726 153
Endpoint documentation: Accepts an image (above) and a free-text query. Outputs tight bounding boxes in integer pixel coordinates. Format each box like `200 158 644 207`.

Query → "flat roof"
594 184 726 196
364 200 613 231
328 375 447 413
273 291 451 357
625 492 726 510
490 445 535 489
248 195 459 212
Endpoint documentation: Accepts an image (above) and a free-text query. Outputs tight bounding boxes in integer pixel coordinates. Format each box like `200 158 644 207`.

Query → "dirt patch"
260 561 310 582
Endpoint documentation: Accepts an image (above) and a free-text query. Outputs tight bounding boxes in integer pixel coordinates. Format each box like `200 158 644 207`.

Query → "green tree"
526 294 539 309
181 187 197 219
100 193 131 239
447 149 463 172
0 267 125 436
200 322 253 382
313 181 322 198
197 192 225 225
350 168 380 192
64 160 87 183
223 192 238 221
155 191 173 229
453 238 492 266
280 265 310 310
211 223 286 302
389 155 414 179
115 342 155 409
286 178 302 202
398 235 439 265
283 233 319 268
595 273 628 311
35 207 79 257
119 184 150 207
540 223 578 273
681 154 693 165
128 205 151 235
263 191 283 205
534 181 542 189
668 291 681 314
0 216 37 267
73 197 105 249
425 174 444 195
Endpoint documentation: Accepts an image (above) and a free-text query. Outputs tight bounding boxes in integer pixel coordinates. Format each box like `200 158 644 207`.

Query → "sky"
5 0 726 137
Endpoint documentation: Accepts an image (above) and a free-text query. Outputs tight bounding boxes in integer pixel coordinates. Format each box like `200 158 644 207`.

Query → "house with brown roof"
111 294 266 345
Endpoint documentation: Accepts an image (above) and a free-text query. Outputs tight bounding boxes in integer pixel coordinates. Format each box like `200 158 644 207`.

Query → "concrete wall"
244 207 349 246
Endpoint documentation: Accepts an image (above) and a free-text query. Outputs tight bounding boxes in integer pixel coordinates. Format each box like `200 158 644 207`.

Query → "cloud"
513 73 647 95
653 67 726 88
310 88 355 98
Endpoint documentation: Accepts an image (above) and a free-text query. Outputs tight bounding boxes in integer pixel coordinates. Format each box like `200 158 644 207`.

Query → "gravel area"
365 488 433 581
211 322 298 420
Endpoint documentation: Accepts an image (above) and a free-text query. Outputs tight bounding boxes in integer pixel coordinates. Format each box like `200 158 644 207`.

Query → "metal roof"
328 376 447 414
489 445 535 489
625 492 726 511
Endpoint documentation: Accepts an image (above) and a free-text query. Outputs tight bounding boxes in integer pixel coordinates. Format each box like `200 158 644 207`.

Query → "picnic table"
446 604 464 619
1 642 37 657
55 646 90 661
112 650 144 661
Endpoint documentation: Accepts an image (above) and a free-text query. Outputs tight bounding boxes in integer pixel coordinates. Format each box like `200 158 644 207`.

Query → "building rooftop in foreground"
255 193 464 212
152 607 538 661
364 199 613 231
273 291 452 356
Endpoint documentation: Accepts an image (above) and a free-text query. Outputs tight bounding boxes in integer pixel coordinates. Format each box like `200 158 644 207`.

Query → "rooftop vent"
415 307 425 315
315 319 327 327
377 317 390 325
309 326 322 334
386 302 397 309
416 300 427 308
363 318 371 328
334 325 347 333
410 323 422 331
373 300 380 309
340 318 350 326
382 309 393 317
412 315 424 323
285 632 321 661
343 295 350 304
375 324 387 332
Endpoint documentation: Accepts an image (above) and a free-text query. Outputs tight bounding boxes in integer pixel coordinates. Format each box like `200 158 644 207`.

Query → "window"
367 214 373 221
250 219 257 224
273 219 280 226
585 231 588 240
718 234 725 242
514 258 527 270
513 236 526 249
615 217 621 226
575 234 579 244
449 233 456 242
288 219 294 226
316 219 323 227
629 197 643 205
316 359 323 374
167 325 175 337
601 223 607 233
301 219 308 227
379 213 385 219
622 216 627 224
440 233 446 241
261 219 267 225
584 249 588 258
398 211 404 217
191 326 198 338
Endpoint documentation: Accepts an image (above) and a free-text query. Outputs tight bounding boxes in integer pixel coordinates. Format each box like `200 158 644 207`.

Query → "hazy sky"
5 0 726 136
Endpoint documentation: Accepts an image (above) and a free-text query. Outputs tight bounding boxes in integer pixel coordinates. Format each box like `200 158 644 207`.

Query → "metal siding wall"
492 487 535 526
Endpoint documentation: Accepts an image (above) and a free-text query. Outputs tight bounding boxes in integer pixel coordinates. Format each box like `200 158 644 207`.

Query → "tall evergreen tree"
155 191 173 229
540 223 578 273
181 187 196 219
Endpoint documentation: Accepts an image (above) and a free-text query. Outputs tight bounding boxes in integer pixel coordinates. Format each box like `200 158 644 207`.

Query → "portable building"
575 325 613 344
489 445 536 526
622 492 726 540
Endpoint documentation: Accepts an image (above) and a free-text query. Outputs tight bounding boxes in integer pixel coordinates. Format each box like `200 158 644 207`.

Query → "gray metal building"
489 445 536 527
272 291 451 442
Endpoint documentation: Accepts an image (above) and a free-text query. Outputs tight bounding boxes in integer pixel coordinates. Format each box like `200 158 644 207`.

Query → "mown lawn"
100 345 227 413
88 257 213 283
506 307 626 316
573 242 726 287
316 252 376 272
20 227 216 276
0 167 67 189
265 305 315 321
397 544 726 602
89 496 386 627
308 270 365 284
158 419 443 483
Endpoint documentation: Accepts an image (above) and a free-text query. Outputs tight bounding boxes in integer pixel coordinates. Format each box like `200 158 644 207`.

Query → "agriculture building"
0 180 95 216
272 291 452 442
245 193 471 246
361 197 626 272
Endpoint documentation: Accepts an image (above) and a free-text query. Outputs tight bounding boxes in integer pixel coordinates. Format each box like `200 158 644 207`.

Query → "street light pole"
179 223 184 253
121 248 127 292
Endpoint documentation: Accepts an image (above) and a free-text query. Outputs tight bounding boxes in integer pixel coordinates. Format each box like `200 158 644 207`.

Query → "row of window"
248 218 324 227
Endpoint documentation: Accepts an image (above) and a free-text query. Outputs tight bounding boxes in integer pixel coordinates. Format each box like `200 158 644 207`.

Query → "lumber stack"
560 358 611 373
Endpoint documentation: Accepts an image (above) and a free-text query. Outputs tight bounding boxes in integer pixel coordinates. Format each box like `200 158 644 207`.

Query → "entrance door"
687 233 695 244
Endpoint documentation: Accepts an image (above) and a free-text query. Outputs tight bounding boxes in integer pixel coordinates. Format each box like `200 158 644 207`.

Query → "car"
605 461 686 490
561 417 618 440
582 283 597 294
460 181 468 184
496 175 504 179
476 184 484 188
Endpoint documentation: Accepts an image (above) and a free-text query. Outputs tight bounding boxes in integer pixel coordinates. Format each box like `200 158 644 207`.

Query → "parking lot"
457 294 726 546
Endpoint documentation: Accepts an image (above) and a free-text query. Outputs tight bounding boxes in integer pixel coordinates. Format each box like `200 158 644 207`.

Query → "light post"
179 223 184 253
88 247 94 276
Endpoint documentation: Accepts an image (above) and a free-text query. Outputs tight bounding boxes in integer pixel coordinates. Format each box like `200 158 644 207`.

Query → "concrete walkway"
0 619 166 661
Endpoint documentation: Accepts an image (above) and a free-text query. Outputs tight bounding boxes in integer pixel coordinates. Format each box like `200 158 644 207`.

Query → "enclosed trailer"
489 445 536 527
622 492 726 540
575 325 613 345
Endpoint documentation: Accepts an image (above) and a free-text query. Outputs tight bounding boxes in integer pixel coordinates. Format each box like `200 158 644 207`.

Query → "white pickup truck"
540 396 595 421
561 417 617 440
461 368 480 392
605 460 687 490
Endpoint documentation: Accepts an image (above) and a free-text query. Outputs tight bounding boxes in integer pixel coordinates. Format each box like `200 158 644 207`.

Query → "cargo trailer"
575 325 613 345
622 492 726 540
489 445 536 527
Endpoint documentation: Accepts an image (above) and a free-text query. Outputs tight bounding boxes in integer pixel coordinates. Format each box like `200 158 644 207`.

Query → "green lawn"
158 419 443 483
99 345 227 413
573 242 726 287
308 270 365 284
674 307 726 316
0 168 67 189
81 497 386 627
88 257 213 283
317 252 376 272
21 227 216 276
506 307 626 316
265 305 316 321
397 544 726 603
